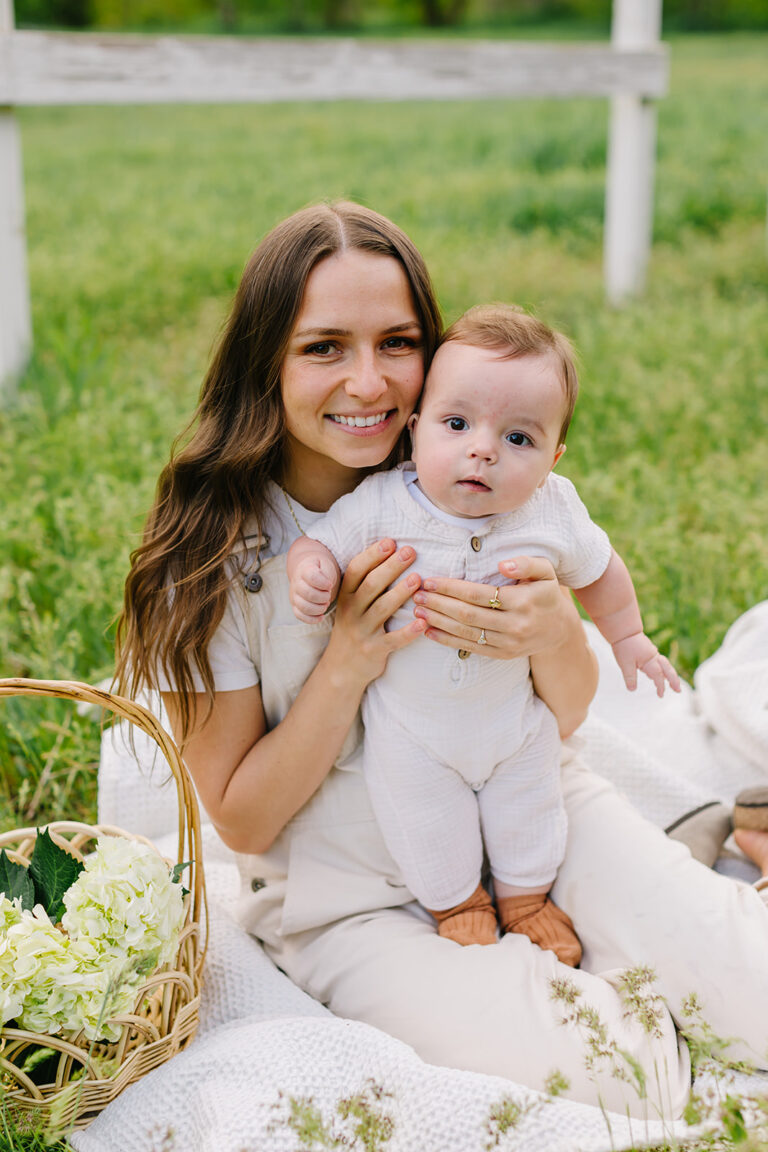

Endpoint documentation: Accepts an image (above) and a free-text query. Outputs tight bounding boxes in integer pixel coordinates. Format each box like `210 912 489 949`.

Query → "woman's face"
281 249 425 510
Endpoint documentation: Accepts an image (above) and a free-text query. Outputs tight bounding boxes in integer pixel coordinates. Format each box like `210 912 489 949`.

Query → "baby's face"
409 342 567 519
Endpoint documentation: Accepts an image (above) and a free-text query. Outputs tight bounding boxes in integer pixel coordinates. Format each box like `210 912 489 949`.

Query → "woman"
117 201 768 1119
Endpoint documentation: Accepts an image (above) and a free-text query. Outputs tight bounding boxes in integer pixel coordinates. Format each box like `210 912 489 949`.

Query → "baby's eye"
447 417 468 432
506 431 533 447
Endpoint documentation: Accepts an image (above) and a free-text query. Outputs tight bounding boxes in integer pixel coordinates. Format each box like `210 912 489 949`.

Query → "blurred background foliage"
2 30 767 829
13 0 768 33
2 0 767 833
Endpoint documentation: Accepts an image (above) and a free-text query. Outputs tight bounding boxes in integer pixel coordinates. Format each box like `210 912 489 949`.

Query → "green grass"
1 31 767 844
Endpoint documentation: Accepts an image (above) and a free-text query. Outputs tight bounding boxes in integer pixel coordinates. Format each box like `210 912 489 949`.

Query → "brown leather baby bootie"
429 883 498 946
497 892 582 967
733 787 768 832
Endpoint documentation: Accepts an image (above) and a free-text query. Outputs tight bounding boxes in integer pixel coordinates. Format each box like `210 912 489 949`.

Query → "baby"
287 303 679 966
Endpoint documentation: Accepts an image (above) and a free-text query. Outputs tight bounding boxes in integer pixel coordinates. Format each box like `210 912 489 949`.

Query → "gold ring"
489 588 502 609
478 628 488 646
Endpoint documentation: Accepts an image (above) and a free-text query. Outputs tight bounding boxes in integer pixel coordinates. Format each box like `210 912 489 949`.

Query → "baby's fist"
289 557 337 624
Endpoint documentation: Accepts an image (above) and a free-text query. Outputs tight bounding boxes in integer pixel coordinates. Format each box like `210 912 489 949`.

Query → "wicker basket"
0 677 208 1132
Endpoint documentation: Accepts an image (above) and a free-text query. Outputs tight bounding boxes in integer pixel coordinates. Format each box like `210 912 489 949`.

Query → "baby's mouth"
458 478 491 492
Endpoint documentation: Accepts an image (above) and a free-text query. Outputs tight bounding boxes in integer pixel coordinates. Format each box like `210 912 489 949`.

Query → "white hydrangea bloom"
62 836 185 969
0 837 186 1041
18 936 136 1042
0 893 23 932
0 902 76 1033
0 895 27 1024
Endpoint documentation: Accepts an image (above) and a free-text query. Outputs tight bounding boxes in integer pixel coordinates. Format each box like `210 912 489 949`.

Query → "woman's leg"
271 760 768 1118
272 901 690 1119
554 755 768 1067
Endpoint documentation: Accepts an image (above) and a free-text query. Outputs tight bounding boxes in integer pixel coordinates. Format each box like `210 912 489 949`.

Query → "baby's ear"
539 444 566 487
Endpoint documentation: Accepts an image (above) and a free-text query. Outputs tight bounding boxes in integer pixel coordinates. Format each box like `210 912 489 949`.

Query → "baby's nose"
468 435 496 462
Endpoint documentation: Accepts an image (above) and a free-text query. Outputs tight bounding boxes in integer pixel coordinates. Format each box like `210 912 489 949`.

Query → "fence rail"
0 32 666 105
0 0 665 394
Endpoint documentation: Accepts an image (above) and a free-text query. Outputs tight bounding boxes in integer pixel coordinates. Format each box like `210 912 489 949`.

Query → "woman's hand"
166 540 426 856
411 555 567 659
411 554 598 736
325 538 427 687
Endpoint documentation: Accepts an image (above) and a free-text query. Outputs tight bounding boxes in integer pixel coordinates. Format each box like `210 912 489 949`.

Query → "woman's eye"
382 336 417 351
506 431 532 447
447 417 468 432
306 342 336 356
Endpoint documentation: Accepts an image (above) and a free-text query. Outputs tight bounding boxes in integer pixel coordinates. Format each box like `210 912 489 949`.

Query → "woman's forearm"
530 588 598 738
222 648 368 852
165 643 368 856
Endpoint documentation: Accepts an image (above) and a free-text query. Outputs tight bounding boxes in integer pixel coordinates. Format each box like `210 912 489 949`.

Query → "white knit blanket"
70 604 768 1152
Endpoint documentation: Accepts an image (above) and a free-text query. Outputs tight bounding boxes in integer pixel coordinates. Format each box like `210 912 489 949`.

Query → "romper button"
244 573 263 593
470 536 482 552
458 649 470 660
251 877 266 892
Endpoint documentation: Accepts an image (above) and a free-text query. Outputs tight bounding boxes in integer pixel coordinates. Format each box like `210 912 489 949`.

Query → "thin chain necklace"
280 486 306 537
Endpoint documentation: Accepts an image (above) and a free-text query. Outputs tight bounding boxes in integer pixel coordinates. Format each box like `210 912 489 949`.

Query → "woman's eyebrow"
292 321 422 339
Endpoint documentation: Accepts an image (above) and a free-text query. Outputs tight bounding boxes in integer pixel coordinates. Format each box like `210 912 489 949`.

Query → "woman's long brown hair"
115 201 442 742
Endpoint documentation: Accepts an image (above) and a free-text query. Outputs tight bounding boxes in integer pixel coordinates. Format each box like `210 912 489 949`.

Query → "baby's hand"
289 556 338 624
611 633 681 697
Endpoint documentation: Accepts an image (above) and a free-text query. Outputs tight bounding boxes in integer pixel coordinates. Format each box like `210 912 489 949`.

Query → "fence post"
0 0 31 397
604 0 663 304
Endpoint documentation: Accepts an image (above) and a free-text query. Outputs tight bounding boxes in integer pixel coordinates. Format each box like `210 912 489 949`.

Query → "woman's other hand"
326 538 427 688
411 554 597 737
411 555 566 659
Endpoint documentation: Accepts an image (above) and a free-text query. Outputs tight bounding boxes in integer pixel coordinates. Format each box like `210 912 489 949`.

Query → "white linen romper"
156 484 768 1120
310 465 612 909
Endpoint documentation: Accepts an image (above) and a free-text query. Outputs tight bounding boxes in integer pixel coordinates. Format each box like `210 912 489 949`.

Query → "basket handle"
0 677 207 954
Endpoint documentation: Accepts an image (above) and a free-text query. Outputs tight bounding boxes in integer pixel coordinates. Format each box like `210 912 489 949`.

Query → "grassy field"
0 32 767 839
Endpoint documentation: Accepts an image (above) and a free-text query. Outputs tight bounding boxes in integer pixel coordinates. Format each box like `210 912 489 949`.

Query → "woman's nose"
345 352 387 400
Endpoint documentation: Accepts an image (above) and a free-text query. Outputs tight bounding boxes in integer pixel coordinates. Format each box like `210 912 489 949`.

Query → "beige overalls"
234 552 768 1120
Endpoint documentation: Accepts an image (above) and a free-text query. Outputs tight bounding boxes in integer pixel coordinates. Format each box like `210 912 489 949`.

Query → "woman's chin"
326 424 403 468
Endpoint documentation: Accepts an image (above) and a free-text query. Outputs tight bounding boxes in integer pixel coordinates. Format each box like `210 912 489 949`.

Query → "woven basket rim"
0 676 207 959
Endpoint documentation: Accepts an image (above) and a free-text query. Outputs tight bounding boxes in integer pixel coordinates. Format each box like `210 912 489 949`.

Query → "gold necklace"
280 486 305 536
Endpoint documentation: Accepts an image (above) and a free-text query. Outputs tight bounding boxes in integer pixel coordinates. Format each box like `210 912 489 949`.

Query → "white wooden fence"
0 0 665 393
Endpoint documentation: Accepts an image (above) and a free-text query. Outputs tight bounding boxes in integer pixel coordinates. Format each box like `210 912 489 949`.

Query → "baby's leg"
362 704 497 945
479 703 581 964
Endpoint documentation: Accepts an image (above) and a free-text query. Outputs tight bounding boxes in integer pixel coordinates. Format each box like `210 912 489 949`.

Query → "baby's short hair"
441 303 579 443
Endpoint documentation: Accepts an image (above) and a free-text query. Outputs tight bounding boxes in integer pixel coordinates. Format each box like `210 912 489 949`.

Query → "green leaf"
170 861 191 885
0 849 36 911
20 1045 61 1086
28 828 84 923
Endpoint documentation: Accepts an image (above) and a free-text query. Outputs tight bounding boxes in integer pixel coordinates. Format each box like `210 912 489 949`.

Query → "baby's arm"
287 537 342 624
574 550 680 696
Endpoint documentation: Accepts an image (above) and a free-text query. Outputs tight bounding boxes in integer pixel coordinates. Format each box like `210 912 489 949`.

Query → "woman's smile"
327 410 395 431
